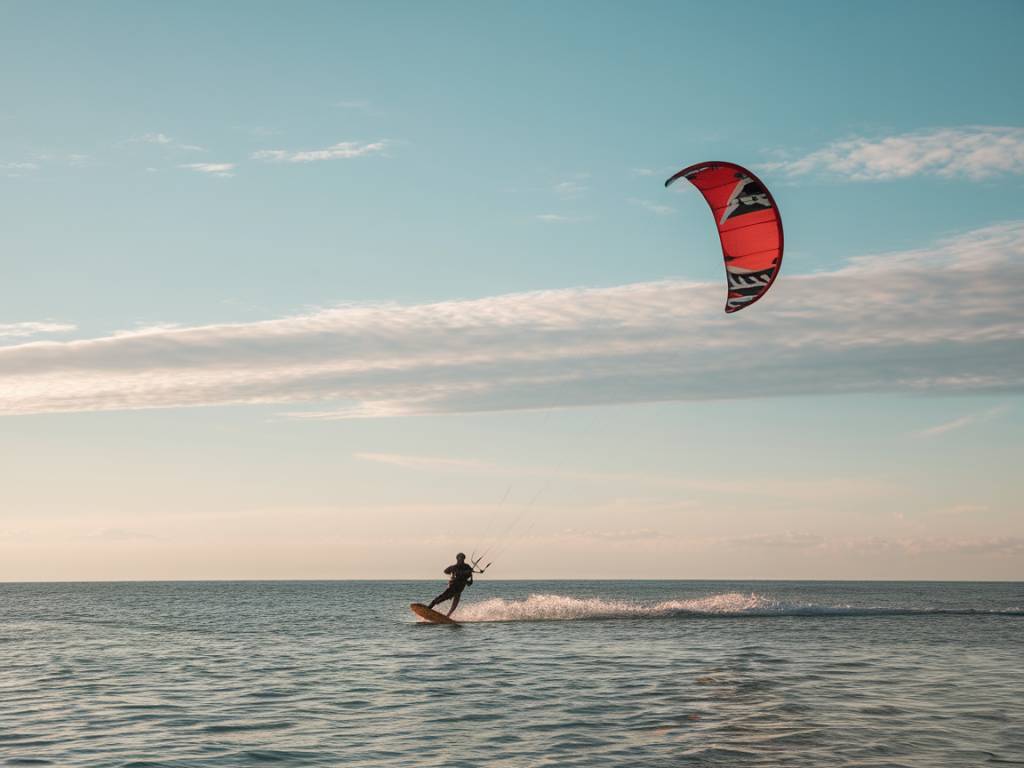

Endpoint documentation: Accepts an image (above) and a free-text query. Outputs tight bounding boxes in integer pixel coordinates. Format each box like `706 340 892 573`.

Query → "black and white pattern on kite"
683 167 708 182
727 267 775 295
726 294 757 310
719 175 772 224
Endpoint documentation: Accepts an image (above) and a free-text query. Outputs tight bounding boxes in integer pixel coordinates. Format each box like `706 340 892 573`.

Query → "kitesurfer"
427 553 477 617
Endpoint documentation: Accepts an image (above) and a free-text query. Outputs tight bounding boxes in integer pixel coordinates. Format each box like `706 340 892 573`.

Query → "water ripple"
1 581 1022 767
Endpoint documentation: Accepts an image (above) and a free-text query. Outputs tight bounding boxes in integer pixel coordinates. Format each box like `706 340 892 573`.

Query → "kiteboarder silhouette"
426 553 485 617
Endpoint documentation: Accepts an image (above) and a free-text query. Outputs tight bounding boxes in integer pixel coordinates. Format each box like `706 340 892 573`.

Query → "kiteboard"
410 603 460 625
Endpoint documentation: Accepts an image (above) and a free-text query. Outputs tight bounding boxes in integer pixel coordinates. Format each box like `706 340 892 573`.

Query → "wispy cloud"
916 405 1010 438
251 140 387 164
535 213 588 223
349 452 890 502
478 529 1024 561
850 535 1024 557
139 132 173 145
85 527 161 542
770 126 1024 181
0 222 1022 418
4 154 98 176
134 132 205 152
179 162 235 177
2 160 44 178
629 198 674 216
560 527 666 542
930 503 989 517
716 533 1024 557
143 132 173 145
241 125 280 139
724 532 826 549
354 452 497 472
553 180 588 200
0 321 76 341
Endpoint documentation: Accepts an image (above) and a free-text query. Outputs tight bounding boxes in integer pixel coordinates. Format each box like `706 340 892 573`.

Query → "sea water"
1 580 1021 767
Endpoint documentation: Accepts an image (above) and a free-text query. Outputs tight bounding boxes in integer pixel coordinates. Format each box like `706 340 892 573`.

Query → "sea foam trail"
452 592 1024 622
457 592 786 622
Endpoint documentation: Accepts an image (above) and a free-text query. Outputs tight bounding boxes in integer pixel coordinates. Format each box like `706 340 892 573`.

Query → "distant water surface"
1 580 1022 767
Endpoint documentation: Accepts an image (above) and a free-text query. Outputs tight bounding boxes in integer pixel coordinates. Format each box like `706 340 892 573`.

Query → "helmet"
456 552 466 560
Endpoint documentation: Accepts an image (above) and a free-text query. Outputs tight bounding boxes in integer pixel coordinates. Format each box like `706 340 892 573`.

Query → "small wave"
454 593 1024 623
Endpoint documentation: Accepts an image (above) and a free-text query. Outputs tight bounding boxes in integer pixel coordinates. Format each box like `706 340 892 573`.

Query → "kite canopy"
665 161 783 313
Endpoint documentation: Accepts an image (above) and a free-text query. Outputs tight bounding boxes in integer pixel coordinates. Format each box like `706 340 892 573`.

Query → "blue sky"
1 1 1022 580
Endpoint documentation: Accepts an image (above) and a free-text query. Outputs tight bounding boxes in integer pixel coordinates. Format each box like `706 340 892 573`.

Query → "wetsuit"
427 562 474 613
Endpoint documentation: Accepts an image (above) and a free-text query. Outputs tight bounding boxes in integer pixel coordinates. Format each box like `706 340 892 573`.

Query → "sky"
1 0 1022 581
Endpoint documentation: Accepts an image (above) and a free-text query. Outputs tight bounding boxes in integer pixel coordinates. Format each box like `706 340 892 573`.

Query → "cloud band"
1 223 1022 418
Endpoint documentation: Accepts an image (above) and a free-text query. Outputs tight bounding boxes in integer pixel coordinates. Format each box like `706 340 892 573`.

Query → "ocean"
1 580 1022 767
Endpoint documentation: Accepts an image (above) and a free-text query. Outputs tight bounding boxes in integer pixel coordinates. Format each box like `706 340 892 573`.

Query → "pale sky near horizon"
1 0 1022 581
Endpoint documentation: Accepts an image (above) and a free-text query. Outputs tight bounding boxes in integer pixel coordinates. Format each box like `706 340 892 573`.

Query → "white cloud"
0 222 1022 418
0 321 76 341
2 161 40 177
4 154 98 176
251 140 387 163
179 162 235 177
553 180 587 200
141 132 173 145
536 213 591 223
630 198 674 216
771 126 1024 180
916 405 1009 438
135 132 205 151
